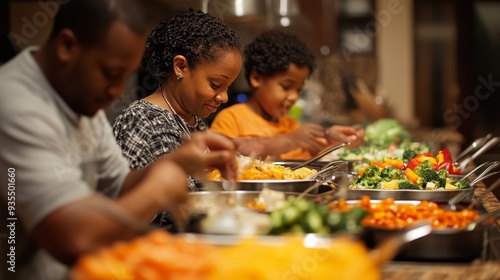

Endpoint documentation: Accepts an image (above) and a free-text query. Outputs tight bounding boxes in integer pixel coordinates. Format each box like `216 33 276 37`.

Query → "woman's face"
251 63 310 120
179 50 242 118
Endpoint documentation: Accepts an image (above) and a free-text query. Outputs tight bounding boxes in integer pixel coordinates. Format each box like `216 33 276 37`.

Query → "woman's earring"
176 73 183 80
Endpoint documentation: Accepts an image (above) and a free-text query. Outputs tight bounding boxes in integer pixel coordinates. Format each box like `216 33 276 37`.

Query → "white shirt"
0 47 130 280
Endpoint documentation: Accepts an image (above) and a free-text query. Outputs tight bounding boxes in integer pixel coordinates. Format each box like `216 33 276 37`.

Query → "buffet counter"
382 185 500 279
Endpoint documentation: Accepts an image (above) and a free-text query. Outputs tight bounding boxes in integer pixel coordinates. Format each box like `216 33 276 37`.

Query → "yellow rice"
207 157 317 180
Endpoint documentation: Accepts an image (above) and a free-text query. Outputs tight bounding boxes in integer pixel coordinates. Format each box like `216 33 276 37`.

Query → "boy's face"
251 63 310 120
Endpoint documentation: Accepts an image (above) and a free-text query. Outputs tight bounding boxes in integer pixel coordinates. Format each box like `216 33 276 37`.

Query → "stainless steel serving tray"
201 179 323 194
273 159 364 171
363 225 489 262
346 199 491 262
346 187 475 203
187 190 315 212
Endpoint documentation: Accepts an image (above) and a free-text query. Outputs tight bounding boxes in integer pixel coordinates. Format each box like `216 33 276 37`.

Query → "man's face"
61 22 146 116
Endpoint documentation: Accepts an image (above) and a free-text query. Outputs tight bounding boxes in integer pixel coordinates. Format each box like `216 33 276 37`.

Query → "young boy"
210 30 364 159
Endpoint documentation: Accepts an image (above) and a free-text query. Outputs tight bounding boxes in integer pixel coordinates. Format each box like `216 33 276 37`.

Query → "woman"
113 9 242 228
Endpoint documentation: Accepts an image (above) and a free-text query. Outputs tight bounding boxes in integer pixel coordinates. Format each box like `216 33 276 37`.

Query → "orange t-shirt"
210 103 311 159
210 103 299 137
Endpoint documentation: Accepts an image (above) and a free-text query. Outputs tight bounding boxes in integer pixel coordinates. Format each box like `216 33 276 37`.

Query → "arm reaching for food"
325 125 365 148
231 123 329 160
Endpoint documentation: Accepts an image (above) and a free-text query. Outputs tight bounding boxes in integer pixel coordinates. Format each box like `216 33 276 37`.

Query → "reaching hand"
289 123 329 155
168 132 237 180
325 125 365 148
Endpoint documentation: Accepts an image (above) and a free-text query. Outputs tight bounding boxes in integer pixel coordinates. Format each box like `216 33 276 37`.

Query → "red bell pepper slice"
436 149 452 165
406 158 420 170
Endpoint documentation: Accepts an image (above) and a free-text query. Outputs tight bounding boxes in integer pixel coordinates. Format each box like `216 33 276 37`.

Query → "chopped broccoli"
418 169 446 189
420 160 434 170
355 166 382 189
455 180 470 189
437 169 449 179
363 166 380 178
398 180 421 189
413 160 434 176
380 166 404 181
402 149 417 162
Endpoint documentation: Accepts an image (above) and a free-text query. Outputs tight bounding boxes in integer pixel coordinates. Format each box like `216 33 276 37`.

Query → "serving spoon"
465 208 500 231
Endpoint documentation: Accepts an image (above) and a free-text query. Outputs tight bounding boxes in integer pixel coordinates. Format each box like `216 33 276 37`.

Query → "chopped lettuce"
364 118 411 149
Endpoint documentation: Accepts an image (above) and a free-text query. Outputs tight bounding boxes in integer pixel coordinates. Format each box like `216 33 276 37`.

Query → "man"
0 1 236 279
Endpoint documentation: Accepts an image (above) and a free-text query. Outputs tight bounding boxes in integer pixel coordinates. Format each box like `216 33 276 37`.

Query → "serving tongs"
446 162 500 210
457 137 500 171
306 160 349 180
454 133 494 164
291 142 350 170
370 221 432 265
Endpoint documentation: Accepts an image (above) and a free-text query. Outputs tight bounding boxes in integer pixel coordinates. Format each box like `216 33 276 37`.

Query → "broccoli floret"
363 166 380 178
413 160 434 176
455 180 471 189
355 166 382 189
402 149 417 162
420 160 434 170
418 169 446 189
359 180 381 189
380 166 404 181
437 169 449 179
398 180 421 189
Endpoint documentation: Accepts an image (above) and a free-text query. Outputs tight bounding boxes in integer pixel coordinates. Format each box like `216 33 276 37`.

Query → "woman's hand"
168 132 237 180
325 125 365 148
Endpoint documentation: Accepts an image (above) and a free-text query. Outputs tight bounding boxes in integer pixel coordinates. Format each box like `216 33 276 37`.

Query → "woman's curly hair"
143 9 241 83
244 30 316 84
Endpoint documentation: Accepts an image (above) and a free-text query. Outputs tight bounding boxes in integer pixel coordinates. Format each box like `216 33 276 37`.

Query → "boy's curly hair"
143 9 241 83
243 30 316 84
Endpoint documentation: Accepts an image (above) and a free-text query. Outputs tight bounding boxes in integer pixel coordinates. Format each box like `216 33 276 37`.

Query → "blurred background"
1 0 500 155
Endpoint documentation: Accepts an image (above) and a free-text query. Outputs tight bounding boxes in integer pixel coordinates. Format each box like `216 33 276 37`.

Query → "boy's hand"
290 123 329 154
325 125 365 148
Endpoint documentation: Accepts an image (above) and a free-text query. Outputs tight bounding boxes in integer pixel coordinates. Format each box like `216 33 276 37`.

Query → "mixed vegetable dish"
351 148 468 190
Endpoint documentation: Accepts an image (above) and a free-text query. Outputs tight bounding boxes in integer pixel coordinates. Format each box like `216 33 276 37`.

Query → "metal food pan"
187 190 315 212
346 188 475 203
362 224 489 262
202 179 323 194
273 160 364 172
349 199 491 262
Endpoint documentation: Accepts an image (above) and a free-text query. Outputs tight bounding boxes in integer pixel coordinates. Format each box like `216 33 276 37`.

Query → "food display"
207 156 317 180
71 230 380 280
349 149 467 191
353 196 480 230
335 118 431 162
265 196 369 235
